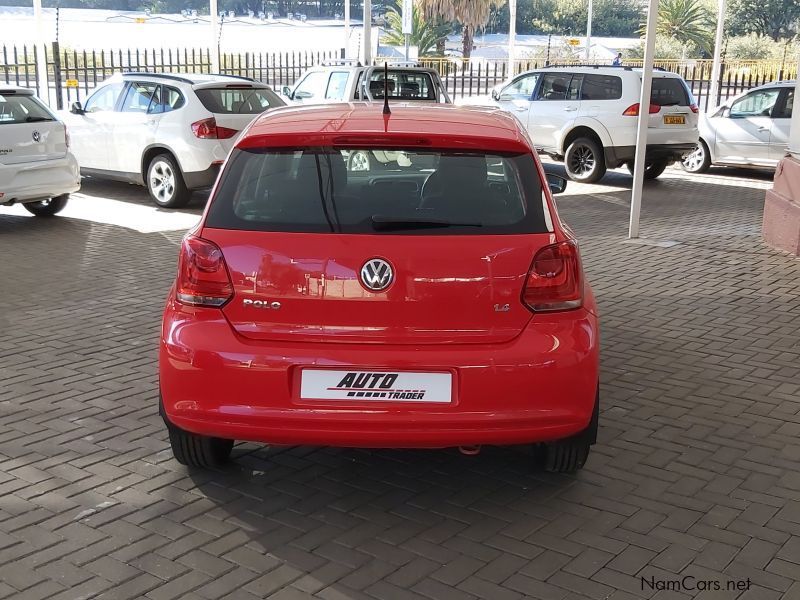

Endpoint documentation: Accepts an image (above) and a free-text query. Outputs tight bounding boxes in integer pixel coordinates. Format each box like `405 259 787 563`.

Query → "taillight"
191 117 238 140
522 241 583 312
622 103 661 116
689 103 699 113
175 235 234 307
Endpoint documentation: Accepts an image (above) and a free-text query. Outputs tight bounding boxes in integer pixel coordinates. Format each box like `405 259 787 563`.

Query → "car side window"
294 71 329 99
120 82 158 113
83 82 125 113
730 88 780 118
326 72 349 100
566 75 583 100
581 74 622 100
501 74 539 100
536 74 572 101
773 88 794 119
148 85 185 114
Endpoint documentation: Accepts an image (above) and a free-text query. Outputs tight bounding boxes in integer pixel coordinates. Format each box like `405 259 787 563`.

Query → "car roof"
241 103 531 153
518 65 683 77
748 79 796 90
0 85 35 95
113 72 266 86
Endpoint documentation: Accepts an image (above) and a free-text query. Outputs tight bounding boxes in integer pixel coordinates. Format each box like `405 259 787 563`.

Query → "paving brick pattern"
1 166 799 600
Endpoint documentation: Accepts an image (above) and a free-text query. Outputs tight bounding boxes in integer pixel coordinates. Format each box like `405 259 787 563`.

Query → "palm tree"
641 0 714 55
419 0 506 60
382 0 453 56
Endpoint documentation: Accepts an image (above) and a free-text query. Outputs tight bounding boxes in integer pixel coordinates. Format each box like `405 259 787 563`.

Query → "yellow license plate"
663 115 686 125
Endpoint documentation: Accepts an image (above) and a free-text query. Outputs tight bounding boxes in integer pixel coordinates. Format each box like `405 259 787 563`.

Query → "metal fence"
2 43 797 112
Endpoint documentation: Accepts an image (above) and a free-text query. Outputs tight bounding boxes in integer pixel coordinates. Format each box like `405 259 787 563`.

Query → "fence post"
716 62 725 106
52 41 63 110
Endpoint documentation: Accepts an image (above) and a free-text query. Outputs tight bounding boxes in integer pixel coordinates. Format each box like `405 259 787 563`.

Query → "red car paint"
160 104 599 448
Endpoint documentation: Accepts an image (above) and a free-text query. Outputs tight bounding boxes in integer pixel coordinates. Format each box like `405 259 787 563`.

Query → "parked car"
60 72 285 208
490 65 700 182
284 62 452 172
681 81 795 174
159 103 600 473
0 86 80 217
283 61 451 104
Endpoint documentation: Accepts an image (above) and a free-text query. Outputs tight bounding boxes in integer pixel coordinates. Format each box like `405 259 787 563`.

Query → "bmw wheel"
681 140 711 174
347 150 371 172
564 138 607 183
23 194 69 217
147 154 190 208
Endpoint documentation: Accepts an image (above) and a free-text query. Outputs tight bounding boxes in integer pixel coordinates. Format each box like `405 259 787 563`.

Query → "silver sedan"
682 81 794 173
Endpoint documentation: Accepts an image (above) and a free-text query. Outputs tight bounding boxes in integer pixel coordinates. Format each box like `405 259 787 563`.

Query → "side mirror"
546 173 567 195
281 86 292 98
491 88 500 101
70 101 84 115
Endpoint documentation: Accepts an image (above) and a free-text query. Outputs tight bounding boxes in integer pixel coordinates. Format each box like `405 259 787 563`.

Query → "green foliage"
627 33 702 59
381 0 452 56
640 0 714 55
726 34 799 60
728 0 800 41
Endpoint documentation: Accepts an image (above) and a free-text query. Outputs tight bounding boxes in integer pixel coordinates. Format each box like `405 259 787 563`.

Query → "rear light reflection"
191 117 238 140
175 235 234 307
689 103 699 113
522 241 583 312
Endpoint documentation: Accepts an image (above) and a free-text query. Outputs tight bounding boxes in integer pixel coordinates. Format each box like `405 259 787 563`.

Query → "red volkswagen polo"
159 103 600 472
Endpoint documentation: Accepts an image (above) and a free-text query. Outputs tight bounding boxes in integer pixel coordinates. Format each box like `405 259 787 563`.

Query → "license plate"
300 369 452 403
663 115 685 125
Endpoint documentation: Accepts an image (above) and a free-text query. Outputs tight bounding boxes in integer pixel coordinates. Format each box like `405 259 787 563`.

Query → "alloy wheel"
569 145 595 176
150 160 176 203
682 145 705 172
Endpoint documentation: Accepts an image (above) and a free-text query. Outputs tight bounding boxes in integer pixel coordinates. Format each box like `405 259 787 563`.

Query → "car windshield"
194 87 283 114
206 148 547 235
0 93 54 124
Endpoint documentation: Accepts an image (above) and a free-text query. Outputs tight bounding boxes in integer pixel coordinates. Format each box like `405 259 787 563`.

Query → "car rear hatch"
199 146 556 345
647 75 698 133
0 89 66 166
191 81 284 140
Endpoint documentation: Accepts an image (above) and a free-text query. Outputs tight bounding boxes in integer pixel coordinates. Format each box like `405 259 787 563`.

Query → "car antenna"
382 62 391 115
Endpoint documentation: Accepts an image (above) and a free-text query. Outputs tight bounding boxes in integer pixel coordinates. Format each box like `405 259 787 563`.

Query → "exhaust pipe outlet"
459 445 481 456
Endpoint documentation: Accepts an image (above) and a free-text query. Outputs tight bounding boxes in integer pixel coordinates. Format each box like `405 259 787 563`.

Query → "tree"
419 0 506 59
628 33 702 58
728 0 800 41
381 0 452 56
641 0 714 55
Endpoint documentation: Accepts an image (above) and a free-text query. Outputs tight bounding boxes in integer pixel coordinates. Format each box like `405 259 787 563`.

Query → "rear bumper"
183 163 221 190
159 300 600 448
0 153 80 203
605 143 698 168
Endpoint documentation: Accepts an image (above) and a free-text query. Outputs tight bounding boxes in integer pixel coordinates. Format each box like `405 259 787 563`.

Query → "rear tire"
681 140 711 174
564 137 607 183
168 426 233 468
542 388 598 473
627 159 669 180
147 153 190 208
23 194 69 217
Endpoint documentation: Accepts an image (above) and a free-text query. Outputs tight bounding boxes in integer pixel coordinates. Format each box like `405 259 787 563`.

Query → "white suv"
0 86 80 217
491 66 699 182
61 72 285 208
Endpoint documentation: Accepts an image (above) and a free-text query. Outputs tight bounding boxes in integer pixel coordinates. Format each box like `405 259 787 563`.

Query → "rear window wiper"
371 215 483 231
25 116 54 122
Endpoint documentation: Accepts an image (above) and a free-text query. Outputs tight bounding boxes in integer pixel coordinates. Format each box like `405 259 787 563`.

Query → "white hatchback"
61 73 285 208
0 86 80 217
490 66 699 182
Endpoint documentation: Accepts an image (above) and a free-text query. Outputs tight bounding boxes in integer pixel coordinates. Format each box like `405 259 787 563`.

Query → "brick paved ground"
1 165 799 600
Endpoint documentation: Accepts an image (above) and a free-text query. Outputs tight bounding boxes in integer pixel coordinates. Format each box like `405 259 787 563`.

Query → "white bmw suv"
491 66 699 182
61 72 285 208
0 86 80 217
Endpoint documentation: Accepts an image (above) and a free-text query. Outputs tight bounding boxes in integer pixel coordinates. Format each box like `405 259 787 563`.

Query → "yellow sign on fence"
65 79 79 88
135 17 146 23
567 38 580 46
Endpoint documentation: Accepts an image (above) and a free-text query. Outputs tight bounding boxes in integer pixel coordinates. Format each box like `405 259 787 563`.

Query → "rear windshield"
368 71 436 100
194 87 282 114
0 93 54 124
207 148 547 235
650 78 690 106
